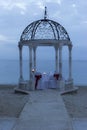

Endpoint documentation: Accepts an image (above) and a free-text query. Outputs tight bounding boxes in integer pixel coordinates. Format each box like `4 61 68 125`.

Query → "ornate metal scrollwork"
20 19 70 42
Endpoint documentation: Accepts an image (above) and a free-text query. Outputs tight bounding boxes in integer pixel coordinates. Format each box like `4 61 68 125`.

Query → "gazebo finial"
44 6 47 19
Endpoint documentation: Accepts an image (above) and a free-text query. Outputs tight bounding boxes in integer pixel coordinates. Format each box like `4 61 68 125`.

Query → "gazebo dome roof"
20 18 70 42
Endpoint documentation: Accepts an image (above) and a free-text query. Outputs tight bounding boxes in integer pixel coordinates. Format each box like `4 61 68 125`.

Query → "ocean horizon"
0 59 87 86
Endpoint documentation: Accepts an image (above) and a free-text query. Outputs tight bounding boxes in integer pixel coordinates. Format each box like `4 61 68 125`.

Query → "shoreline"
0 85 87 119
0 83 87 87
62 86 87 118
0 84 17 89
0 85 29 118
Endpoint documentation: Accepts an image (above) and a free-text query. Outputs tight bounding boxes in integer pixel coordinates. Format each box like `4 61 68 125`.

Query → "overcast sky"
0 0 87 60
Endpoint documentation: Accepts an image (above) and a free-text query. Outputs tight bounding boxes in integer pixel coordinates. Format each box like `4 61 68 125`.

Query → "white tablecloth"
37 74 58 89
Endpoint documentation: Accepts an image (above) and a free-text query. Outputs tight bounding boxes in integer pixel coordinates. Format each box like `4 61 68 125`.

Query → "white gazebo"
18 7 73 91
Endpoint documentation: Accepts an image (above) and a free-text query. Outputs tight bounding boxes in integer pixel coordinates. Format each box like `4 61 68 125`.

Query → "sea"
0 59 87 85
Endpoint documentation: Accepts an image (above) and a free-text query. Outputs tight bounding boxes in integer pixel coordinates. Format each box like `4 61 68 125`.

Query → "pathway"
13 89 73 130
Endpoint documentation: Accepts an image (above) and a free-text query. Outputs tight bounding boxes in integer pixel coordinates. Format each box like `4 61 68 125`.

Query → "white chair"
41 74 49 89
48 75 57 88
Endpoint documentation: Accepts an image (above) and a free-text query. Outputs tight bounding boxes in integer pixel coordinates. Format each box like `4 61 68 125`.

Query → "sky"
0 0 87 60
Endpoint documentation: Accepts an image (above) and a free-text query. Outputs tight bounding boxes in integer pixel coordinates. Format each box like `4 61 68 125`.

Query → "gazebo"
18 7 73 91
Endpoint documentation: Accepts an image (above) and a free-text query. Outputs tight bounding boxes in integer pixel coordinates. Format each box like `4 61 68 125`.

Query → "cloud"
72 4 76 8
0 0 87 60
0 0 27 15
44 0 62 5
82 21 87 24
0 34 8 42
0 34 17 43
0 0 26 10
36 1 44 9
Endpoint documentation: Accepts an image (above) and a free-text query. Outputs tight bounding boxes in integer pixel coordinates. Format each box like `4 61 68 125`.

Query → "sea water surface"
0 59 87 85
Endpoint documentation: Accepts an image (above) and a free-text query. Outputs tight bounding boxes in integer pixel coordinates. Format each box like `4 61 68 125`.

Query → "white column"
29 46 32 80
19 44 23 81
68 45 72 80
55 46 58 73
59 45 62 78
33 47 37 72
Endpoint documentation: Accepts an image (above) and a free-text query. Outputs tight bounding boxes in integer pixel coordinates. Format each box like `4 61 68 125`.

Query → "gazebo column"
33 47 37 72
55 46 58 73
29 46 33 80
19 44 23 82
59 45 62 78
68 45 72 80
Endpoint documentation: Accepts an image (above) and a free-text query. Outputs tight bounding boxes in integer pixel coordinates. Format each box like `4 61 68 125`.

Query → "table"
35 73 58 90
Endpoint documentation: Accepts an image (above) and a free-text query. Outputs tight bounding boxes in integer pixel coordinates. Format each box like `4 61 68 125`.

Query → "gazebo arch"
18 7 73 91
